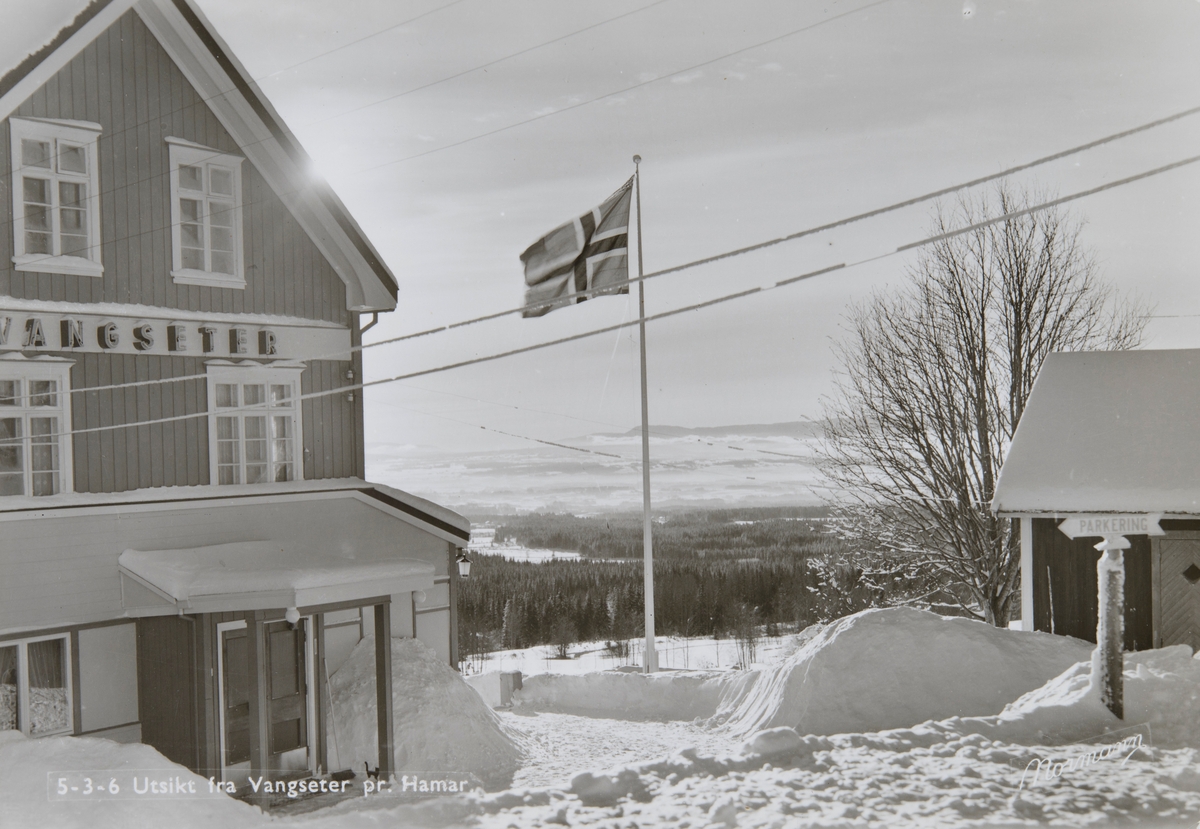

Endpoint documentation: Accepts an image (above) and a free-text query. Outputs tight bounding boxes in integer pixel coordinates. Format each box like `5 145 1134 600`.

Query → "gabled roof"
992 348 1200 515
0 0 398 313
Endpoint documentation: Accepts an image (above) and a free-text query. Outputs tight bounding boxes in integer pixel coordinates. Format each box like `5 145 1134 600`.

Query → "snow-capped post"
1092 536 1128 719
1058 514 1163 720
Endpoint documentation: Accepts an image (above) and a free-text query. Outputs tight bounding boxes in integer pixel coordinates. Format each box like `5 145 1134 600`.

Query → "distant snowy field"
368 422 824 513
7 608 1200 828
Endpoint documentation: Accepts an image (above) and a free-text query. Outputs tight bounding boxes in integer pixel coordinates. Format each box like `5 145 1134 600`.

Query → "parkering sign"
1058 514 1165 540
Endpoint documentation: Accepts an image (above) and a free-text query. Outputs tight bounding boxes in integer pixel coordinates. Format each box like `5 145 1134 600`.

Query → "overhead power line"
327 0 675 124
41 121 1200 401
30 145 1200 440
360 104 1200 350
353 0 893 173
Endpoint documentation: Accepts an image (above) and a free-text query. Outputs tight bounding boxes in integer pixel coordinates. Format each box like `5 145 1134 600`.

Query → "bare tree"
819 184 1148 626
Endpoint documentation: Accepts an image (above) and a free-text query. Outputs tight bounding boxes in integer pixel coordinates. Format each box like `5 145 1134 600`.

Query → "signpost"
1057 514 1164 718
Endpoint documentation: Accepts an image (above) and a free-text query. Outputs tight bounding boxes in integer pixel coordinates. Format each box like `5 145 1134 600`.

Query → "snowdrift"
975 644 1200 748
719 606 1094 737
514 669 757 722
0 730 265 829
329 636 525 788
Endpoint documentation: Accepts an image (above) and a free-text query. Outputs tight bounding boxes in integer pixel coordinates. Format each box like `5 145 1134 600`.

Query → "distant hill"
605 421 823 440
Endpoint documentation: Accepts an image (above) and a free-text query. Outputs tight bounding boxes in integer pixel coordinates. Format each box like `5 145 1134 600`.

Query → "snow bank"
329 636 525 788
719 606 1093 737
0 730 265 829
514 669 757 722
975 644 1200 748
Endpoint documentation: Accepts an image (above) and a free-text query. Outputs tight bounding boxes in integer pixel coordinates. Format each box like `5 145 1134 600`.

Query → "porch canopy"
119 540 436 615
993 348 1200 516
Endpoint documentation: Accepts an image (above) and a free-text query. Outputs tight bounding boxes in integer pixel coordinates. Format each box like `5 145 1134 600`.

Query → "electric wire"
352 0 892 173
15 146 1198 412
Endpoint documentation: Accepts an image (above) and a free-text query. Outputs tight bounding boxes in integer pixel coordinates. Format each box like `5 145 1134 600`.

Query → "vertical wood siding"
302 359 363 481
68 353 360 492
0 10 348 325
136 615 198 770
1031 518 1153 651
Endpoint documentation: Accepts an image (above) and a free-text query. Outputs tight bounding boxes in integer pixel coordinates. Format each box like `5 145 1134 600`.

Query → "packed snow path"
501 710 741 789
8 609 1200 827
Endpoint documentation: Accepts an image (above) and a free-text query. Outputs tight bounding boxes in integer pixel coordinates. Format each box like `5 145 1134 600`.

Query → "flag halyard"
520 177 634 317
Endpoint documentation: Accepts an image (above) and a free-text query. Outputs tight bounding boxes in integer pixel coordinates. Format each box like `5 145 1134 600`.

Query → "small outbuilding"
993 348 1200 652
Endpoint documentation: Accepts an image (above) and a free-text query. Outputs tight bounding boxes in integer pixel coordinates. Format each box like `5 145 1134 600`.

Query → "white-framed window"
206 363 303 485
167 137 245 289
0 358 74 497
0 633 73 737
9 117 103 277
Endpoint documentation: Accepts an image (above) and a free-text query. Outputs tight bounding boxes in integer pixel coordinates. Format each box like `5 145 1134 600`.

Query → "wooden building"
993 348 1200 652
0 0 469 786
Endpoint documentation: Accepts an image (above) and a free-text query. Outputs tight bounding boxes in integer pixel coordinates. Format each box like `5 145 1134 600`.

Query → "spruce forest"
457 508 884 665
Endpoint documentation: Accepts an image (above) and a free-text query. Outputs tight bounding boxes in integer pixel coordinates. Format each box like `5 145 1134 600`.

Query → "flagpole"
633 155 658 674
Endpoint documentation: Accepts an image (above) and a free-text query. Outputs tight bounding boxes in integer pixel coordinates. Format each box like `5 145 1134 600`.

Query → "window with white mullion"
169 139 244 288
0 373 68 497
0 634 72 737
210 373 299 485
10 118 102 276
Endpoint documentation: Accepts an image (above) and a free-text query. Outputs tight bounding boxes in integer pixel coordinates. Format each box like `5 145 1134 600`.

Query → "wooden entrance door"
1154 536 1200 649
265 620 308 765
217 621 252 782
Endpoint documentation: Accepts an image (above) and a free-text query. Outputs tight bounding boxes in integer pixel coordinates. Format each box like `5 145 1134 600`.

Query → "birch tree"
819 184 1147 625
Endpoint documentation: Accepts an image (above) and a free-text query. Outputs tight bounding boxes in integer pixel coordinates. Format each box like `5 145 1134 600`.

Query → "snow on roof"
0 0 98 89
0 477 471 539
120 539 436 612
993 348 1200 515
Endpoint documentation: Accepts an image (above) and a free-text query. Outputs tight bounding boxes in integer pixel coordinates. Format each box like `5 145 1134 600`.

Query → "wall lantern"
284 606 301 628
455 549 472 579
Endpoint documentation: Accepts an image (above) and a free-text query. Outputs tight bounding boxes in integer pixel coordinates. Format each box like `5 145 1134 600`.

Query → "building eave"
0 0 399 314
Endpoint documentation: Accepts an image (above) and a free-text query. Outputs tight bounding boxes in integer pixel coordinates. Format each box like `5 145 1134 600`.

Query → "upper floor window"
207 363 302 485
9 117 103 277
167 138 245 289
0 359 73 497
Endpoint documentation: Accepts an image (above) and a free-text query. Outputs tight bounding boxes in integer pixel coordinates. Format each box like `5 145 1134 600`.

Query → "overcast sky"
14 1 1200 488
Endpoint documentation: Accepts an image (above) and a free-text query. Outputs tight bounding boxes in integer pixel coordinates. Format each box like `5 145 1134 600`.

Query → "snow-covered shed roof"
0 477 471 542
119 540 436 614
992 348 1200 516
0 0 398 312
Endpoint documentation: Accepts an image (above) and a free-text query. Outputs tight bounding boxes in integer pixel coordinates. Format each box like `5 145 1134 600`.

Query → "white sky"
13 0 1200 476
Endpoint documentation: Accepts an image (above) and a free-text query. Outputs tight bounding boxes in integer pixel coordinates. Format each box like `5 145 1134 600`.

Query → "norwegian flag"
519 177 633 317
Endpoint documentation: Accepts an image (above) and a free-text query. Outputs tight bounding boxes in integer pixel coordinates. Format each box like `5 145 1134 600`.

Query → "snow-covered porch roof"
993 348 1200 516
119 540 435 615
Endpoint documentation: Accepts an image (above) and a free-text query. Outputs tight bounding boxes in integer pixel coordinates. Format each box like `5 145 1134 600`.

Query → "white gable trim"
348 491 468 546
134 0 395 312
0 0 397 313
0 1 135 123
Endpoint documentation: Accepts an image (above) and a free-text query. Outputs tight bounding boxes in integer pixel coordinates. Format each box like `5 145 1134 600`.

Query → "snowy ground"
7 608 1200 828
462 629 805 676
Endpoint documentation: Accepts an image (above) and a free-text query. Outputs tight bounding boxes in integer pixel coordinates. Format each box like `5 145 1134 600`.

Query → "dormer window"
167 138 245 289
9 117 103 277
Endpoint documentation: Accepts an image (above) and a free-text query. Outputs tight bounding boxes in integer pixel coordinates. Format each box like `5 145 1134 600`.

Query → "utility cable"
353 0 891 173
19 123 1195 402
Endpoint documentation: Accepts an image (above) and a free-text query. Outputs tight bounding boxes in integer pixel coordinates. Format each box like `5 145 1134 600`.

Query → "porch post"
1020 517 1034 631
374 602 394 779
314 613 327 774
448 542 460 669
246 613 269 786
